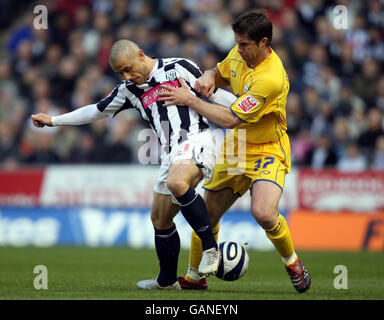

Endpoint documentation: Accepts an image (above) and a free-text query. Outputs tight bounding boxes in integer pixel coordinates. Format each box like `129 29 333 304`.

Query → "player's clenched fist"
31 113 53 128
194 70 216 98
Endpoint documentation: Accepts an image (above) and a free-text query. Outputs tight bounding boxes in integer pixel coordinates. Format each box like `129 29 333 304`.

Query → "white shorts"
154 130 217 204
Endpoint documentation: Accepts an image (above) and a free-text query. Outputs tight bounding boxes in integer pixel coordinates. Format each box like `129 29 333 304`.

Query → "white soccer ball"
216 241 249 281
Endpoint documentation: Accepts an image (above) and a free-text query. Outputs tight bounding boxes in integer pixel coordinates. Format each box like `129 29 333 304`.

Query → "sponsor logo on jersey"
236 94 260 113
141 80 180 108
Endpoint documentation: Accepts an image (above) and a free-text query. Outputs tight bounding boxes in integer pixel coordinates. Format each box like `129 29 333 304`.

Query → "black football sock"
176 187 217 251
154 224 180 287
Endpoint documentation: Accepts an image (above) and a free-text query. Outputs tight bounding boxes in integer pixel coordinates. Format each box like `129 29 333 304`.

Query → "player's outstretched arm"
31 104 109 128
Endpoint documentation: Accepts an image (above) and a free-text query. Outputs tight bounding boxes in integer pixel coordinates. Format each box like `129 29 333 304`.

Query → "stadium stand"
0 0 383 171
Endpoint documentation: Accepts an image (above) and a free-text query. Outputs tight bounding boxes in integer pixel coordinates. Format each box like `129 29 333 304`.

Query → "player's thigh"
250 180 282 229
204 188 238 227
151 191 180 229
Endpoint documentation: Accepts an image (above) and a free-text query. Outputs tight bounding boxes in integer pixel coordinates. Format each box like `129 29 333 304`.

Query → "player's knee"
166 176 189 197
251 203 277 230
150 211 173 230
150 211 160 228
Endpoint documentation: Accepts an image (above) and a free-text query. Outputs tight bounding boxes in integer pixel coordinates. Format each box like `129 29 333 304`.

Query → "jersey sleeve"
96 82 134 117
229 77 281 123
51 103 108 126
52 82 134 126
209 88 237 107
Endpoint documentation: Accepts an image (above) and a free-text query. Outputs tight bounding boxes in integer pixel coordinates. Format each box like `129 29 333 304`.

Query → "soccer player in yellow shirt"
159 10 311 293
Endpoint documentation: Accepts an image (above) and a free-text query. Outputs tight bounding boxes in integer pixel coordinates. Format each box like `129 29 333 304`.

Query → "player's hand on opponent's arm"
194 69 216 98
159 78 195 107
31 113 53 127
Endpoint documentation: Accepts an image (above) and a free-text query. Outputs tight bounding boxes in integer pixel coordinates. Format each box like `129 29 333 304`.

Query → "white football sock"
282 252 298 266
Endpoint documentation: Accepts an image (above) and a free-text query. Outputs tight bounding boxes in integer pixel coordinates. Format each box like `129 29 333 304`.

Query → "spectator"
39 44 63 80
203 10 235 56
347 104 367 140
281 8 307 45
157 31 183 58
372 135 384 171
304 133 338 170
302 44 329 88
0 122 21 163
337 141 368 172
334 82 366 118
315 66 341 105
158 0 190 32
69 130 107 163
366 26 384 62
110 0 130 29
291 129 313 167
302 86 321 122
336 43 359 79
7 12 35 54
357 107 384 156
352 58 381 106
310 100 334 138
22 132 61 164
286 93 309 137
376 75 384 112
0 0 382 169
366 0 384 29
344 13 369 63
333 117 351 159
105 121 134 163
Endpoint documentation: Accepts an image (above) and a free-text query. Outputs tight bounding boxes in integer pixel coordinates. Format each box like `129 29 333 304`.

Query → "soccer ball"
216 241 249 281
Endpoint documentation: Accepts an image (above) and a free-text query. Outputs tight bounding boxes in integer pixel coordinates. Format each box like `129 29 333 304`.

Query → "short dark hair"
232 11 273 46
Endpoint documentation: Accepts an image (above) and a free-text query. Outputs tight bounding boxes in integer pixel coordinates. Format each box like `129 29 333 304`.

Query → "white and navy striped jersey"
96 57 210 156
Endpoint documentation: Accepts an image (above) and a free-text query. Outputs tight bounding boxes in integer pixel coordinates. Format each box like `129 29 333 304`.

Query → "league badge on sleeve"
236 94 261 113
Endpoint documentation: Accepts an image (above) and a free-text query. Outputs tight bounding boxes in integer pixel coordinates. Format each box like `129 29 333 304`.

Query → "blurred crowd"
0 0 384 171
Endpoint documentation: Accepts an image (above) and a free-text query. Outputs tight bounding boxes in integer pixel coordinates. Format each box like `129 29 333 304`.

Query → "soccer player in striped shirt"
31 40 237 290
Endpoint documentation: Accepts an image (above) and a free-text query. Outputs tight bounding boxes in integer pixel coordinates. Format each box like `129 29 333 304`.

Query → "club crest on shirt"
237 94 260 113
243 84 249 93
165 70 177 81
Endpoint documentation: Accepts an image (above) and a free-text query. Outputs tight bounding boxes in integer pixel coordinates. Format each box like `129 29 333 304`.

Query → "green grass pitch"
0 247 383 300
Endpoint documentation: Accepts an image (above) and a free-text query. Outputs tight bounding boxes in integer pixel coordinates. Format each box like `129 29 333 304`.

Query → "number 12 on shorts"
254 157 275 172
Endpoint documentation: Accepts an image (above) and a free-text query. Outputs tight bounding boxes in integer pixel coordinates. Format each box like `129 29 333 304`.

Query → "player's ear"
258 37 268 48
138 49 145 59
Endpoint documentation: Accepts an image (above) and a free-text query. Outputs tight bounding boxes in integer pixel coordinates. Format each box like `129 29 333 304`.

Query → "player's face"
235 33 265 68
112 53 148 85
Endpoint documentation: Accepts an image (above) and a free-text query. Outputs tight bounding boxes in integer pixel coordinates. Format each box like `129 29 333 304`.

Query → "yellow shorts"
203 134 291 197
